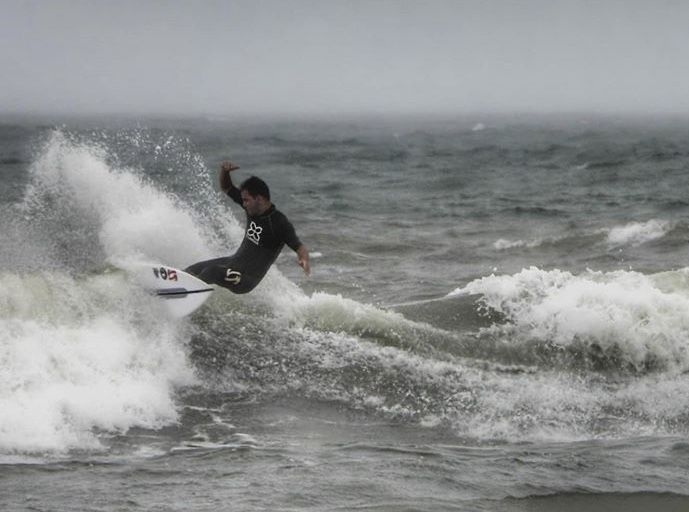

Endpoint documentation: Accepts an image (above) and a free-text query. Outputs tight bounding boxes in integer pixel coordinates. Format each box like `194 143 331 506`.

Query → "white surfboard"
123 262 214 317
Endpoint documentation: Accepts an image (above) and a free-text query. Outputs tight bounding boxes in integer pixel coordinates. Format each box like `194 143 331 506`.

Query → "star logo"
246 221 263 245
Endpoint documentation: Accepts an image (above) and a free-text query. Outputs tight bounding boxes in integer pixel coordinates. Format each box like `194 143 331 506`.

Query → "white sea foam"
606 219 671 247
451 266 689 371
493 238 526 250
0 271 195 453
493 238 543 250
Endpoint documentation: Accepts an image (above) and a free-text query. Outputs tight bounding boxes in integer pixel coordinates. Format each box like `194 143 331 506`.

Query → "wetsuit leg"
185 257 259 294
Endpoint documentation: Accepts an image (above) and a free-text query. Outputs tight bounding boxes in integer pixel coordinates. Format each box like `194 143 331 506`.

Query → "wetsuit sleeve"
276 213 302 252
226 185 243 207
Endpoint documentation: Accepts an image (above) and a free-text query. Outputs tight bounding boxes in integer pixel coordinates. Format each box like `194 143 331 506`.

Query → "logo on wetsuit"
225 269 242 284
247 221 263 245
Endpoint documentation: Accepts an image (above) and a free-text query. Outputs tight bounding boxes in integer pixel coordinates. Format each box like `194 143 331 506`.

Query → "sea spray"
21 130 218 269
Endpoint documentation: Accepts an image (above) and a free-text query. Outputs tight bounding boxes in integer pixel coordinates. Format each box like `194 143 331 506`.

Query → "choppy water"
2 114 689 510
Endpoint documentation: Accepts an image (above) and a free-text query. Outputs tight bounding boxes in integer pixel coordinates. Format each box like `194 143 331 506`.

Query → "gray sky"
2 0 689 116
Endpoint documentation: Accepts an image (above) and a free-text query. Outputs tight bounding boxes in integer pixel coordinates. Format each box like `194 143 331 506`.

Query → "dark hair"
240 176 270 200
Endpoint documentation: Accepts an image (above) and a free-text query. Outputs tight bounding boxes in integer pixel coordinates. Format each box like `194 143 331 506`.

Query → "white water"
4 128 689 458
0 270 195 453
2 131 430 453
606 219 671 247
1 132 225 453
453 266 689 371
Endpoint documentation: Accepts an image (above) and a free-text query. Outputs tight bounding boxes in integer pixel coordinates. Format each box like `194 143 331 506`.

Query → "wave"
508 206 568 217
493 219 674 254
451 266 689 373
577 159 628 170
605 219 672 247
493 238 546 250
193 284 689 443
181 260 689 443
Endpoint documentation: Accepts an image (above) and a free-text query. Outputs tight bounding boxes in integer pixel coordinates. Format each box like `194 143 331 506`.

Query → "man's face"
241 189 265 216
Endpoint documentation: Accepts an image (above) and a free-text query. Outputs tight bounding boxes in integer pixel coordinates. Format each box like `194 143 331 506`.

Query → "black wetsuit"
185 186 302 294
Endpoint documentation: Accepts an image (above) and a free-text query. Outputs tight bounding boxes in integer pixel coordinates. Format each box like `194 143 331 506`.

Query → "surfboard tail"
120 262 215 317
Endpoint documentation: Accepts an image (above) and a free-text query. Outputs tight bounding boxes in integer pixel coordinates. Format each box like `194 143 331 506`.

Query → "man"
185 161 310 294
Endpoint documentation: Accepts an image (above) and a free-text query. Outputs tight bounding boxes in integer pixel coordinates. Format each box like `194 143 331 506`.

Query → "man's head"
240 176 270 201
240 176 271 216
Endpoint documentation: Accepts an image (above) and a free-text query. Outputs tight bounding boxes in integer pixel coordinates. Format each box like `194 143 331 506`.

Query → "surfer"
185 161 310 294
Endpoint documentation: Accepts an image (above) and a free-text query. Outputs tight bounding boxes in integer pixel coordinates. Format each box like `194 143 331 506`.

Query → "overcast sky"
2 0 689 116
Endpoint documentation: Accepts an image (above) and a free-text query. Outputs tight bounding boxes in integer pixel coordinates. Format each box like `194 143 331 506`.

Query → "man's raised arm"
218 161 240 194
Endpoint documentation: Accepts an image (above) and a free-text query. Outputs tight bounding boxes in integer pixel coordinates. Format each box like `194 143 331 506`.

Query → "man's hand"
297 245 310 276
221 161 240 172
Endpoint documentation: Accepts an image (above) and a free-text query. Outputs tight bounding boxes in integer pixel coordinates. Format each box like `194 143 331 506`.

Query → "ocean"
2 113 689 511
